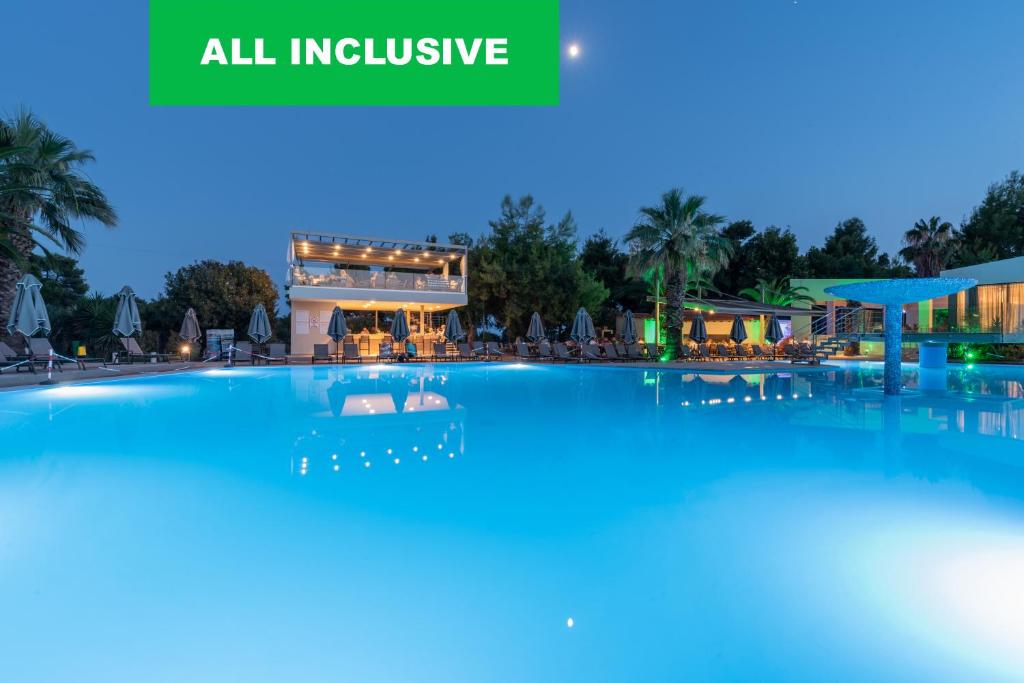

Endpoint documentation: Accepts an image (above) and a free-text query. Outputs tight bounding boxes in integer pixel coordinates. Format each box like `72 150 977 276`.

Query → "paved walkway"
0 361 209 391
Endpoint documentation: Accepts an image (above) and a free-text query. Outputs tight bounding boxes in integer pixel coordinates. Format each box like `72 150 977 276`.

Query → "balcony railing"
289 265 466 294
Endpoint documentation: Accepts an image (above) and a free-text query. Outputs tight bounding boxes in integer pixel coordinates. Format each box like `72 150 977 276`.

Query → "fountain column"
883 304 903 395
824 278 977 397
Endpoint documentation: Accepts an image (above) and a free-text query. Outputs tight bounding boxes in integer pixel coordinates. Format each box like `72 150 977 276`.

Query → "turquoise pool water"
2 362 1023 682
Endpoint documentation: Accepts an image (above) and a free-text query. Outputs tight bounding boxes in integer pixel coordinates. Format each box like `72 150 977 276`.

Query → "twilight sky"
4 0 1023 299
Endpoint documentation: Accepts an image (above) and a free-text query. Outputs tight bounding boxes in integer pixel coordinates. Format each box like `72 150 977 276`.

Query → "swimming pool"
2 362 1023 682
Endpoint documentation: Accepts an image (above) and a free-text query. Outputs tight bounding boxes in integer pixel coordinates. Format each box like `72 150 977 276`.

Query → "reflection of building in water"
290 368 466 477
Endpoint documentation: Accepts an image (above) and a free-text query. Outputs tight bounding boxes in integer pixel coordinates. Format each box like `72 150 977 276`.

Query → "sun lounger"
734 345 750 359
0 348 37 373
28 338 67 370
714 344 734 360
457 343 475 360
232 341 255 365
677 345 693 361
696 344 712 361
614 341 628 358
378 342 395 363
485 341 503 359
260 343 288 364
342 343 363 364
433 342 452 361
750 344 769 360
552 342 577 362
537 340 555 359
644 343 660 360
581 344 603 362
515 342 537 360
601 342 627 361
626 343 644 360
311 343 333 364
119 336 178 364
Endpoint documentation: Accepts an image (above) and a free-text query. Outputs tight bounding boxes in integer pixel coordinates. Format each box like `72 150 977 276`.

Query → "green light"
966 364 975 370
659 354 670 363
965 351 976 360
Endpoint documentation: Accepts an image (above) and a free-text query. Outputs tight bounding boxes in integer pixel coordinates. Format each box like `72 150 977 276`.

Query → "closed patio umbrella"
526 312 546 342
112 285 142 338
179 307 201 361
179 308 201 343
622 310 638 344
391 308 410 343
247 303 273 344
6 274 50 337
327 306 348 357
729 315 748 344
570 307 596 344
765 315 784 346
688 314 708 344
444 309 465 343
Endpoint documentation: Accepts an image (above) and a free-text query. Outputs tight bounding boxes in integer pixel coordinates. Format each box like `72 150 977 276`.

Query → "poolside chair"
342 343 363 364
734 345 750 359
1 341 33 363
552 342 577 362
714 344 735 360
644 342 660 360
485 341 503 359
263 343 288 365
601 342 626 362
537 340 555 360
581 344 604 362
433 342 452 361
378 342 395 363
750 344 769 360
28 338 66 370
0 348 37 373
696 344 712 361
626 342 644 360
515 342 538 360
677 345 693 361
232 341 255 365
119 336 178 364
311 343 333 364
458 343 475 360
614 341 628 358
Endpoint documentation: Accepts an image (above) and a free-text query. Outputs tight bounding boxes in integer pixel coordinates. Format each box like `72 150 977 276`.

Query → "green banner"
149 0 560 106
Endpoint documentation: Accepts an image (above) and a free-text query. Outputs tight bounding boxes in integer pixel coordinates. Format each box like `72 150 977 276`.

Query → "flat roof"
941 255 1024 286
290 230 467 270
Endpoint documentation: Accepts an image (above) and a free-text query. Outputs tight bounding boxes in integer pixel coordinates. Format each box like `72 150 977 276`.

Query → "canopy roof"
681 296 812 317
291 231 467 271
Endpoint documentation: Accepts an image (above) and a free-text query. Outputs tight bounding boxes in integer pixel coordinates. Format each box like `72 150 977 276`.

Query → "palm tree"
0 110 117 316
625 188 729 359
899 216 956 277
739 277 815 307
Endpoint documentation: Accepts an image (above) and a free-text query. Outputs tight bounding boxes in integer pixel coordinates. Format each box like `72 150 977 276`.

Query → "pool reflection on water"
1 361 1024 682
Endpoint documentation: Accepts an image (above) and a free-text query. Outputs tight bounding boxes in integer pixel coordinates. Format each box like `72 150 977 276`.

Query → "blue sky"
4 0 1023 299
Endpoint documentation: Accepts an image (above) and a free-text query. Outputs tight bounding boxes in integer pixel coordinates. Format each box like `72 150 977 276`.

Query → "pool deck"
0 356 843 391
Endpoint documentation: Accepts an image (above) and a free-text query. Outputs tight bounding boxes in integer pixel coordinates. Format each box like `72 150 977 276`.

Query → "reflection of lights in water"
364 461 371 468
332 464 339 472
393 458 400 464
422 455 428 462
448 452 455 459
566 617 574 628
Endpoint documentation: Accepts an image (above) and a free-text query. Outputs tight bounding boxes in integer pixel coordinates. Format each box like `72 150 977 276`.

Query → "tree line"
3 109 1023 356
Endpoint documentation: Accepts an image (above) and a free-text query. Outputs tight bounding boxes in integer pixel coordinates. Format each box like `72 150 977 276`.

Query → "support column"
826 300 836 336
883 304 903 395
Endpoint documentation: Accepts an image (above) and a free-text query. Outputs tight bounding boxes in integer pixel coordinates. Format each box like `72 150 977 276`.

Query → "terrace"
286 231 469 355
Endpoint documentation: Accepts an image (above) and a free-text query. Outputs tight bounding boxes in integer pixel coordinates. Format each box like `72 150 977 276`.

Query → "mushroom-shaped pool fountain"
824 278 976 395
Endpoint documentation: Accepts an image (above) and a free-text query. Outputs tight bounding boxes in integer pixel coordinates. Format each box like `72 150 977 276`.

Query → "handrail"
790 305 868 344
